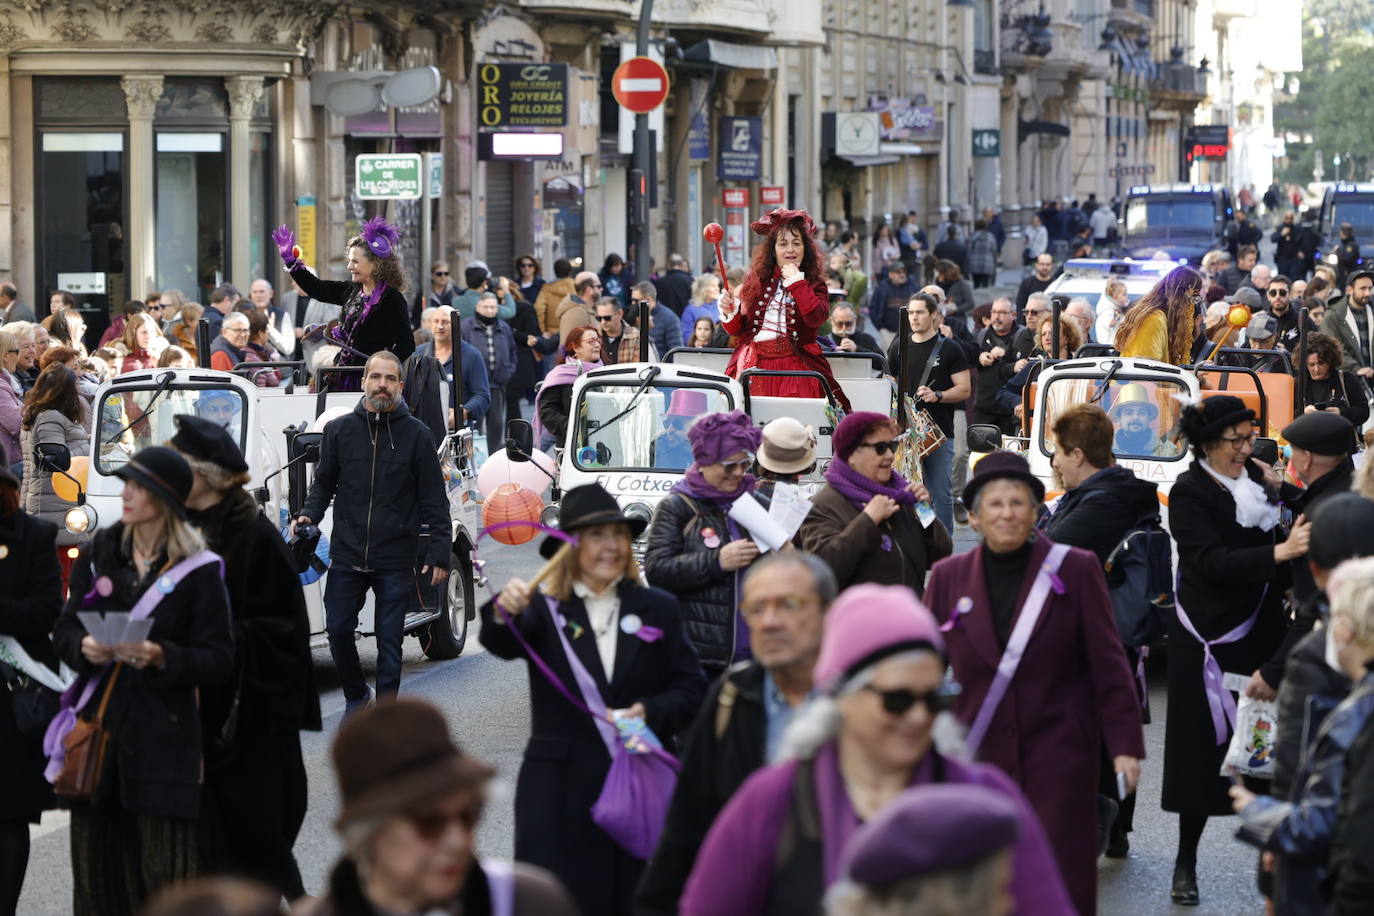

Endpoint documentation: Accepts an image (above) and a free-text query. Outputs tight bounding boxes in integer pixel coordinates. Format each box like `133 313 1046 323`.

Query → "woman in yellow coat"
1115 266 1205 365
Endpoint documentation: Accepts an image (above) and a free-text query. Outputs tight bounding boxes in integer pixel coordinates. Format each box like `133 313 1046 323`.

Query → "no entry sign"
612 56 670 114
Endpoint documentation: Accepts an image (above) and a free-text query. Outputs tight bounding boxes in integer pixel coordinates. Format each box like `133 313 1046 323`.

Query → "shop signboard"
868 97 941 142
477 62 569 128
718 116 762 181
296 196 317 269
356 154 423 199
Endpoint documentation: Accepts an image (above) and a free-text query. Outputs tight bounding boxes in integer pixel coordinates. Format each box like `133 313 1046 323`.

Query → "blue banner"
717 116 762 181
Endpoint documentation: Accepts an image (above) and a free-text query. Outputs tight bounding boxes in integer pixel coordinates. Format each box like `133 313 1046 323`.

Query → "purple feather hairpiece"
360 215 401 260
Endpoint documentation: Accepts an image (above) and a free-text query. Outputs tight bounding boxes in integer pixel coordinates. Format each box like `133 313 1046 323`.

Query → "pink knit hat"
813 584 946 692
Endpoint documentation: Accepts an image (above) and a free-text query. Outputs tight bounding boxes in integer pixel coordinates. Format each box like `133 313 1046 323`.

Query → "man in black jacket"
299 351 451 713
1225 210 1263 261
973 297 1031 433
653 253 695 316
1272 213 1308 281
635 552 836 916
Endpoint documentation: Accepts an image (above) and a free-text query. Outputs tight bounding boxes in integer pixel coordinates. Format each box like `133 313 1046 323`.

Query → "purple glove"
272 224 301 271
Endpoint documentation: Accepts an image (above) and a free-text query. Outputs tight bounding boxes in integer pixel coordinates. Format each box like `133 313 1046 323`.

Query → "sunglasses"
518 262 536 269
862 684 952 717
717 453 755 474
831 320 856 329
856 439 902 456
596 314 617 322
406 806 479 841
433 270 450 276
1267 288 1288 297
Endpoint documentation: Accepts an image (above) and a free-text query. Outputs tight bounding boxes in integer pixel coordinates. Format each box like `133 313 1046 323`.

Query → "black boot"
1171 862 1199 906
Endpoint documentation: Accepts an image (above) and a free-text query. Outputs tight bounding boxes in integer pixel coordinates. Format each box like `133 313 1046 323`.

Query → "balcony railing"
1150 65 1207 97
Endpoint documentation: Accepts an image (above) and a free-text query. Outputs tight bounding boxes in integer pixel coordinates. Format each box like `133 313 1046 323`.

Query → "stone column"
226 75 266 288
122 75 163 299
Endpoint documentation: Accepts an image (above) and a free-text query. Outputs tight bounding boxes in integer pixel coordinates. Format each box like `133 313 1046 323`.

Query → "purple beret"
688 410 763 466
832 411 896 463
840 784 1021 886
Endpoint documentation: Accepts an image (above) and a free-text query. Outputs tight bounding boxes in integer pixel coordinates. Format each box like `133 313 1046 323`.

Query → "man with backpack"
1041 403 1167 859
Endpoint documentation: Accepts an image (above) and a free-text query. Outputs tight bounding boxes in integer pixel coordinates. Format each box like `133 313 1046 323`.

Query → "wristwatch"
934 390 942 402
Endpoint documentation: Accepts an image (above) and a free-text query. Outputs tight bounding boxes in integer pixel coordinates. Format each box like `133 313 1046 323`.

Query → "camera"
289 522 328 575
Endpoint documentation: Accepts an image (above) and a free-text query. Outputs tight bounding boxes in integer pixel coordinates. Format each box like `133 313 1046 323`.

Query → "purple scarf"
671 465 756 507
824 458 917 509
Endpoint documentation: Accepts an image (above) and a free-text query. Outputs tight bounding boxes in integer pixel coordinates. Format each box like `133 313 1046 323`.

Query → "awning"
836 154 902 167
683 39 778 71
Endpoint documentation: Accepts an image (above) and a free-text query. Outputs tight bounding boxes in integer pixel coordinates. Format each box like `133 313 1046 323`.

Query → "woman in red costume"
719 208 852 411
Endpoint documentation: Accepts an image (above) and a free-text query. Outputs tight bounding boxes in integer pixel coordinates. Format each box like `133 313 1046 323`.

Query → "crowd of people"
10 199 1374 916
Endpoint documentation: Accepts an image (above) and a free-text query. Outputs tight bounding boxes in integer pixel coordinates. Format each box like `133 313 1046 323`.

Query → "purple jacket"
680 741 1073 916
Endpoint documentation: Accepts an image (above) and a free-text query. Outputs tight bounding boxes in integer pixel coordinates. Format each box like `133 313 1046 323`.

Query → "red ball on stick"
703 222 724 244
482 483 544 546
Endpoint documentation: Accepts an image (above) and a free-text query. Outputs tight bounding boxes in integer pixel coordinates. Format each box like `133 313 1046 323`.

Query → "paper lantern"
477 447 557 499
482 483 544 545
51 455 89 504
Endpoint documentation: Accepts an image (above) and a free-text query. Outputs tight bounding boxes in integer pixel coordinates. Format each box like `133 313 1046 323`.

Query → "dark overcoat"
478 581 707 916
926 535 1145 916
190 489 321 899
0 509 62 821
51 525 234 819
1163 462 1289 816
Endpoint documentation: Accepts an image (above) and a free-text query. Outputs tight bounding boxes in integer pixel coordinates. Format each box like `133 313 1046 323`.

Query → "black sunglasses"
857 439 902 456
862 684 952 717
406 806 479 841
596 314 617 322
433 270 450 276
1267 288 1288 297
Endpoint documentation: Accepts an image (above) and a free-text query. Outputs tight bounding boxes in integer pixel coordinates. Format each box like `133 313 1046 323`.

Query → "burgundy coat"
926 536 1145 916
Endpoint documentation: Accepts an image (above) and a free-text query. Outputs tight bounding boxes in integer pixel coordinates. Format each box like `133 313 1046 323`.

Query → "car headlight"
624 502 653 535
65 505 97 535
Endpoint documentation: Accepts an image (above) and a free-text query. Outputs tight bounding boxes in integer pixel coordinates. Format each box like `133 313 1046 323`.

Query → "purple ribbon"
636 625 663 643
1172 583 1265 745
473 521 679 769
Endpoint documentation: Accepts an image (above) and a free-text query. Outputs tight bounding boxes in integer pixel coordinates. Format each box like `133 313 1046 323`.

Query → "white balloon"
477 447 557 499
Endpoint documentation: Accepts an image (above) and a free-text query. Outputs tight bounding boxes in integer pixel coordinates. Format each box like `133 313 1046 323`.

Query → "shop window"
156 133 226 301
37 132 126 345
249 132 270 282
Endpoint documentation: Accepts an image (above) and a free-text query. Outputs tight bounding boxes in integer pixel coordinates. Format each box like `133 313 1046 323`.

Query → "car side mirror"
967 424 1004 453
292 432 323 464
505 419 534 461
1253 437 1279 466
35 441 72 473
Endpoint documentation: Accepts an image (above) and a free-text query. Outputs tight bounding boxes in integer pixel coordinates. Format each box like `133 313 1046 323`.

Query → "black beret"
1310 493 1374 570
1282 411 1354 458
171 413 249 473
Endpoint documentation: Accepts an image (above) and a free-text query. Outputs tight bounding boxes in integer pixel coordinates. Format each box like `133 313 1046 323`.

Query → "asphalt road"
18 522 1270 915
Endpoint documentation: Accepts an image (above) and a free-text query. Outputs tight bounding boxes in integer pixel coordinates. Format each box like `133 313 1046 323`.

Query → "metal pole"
421 152 434 294
638 300 650 362
630 0 655 284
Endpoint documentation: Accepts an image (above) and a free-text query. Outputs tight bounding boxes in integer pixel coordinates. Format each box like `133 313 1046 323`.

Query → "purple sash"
965 543 1070 759
1173 582 1265 745
43 550 222 783
478 521 679 859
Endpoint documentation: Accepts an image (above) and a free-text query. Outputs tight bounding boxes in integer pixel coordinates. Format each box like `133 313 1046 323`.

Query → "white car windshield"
573 384 736 472
96 386 247 474
1039 376 1187 462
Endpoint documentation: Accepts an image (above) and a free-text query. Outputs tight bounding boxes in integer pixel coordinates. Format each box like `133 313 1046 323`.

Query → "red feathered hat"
751 207 817 238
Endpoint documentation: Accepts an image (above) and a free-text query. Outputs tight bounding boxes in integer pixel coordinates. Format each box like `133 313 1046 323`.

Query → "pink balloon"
477 447 557 500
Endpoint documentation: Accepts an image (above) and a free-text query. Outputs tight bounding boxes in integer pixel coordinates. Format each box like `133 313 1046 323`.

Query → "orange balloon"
52 455 89 504
482 483 544 546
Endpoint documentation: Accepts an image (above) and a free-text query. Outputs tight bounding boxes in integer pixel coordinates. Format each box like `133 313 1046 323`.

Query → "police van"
1117 183 1233 265
1317 181 1374 267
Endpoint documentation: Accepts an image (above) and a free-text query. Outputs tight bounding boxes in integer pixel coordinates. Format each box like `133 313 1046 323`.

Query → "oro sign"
612 56 670 114
356 154 423 200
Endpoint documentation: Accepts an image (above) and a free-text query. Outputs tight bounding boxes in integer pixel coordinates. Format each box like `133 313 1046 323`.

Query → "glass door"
156 132 226 302
38 132 126 348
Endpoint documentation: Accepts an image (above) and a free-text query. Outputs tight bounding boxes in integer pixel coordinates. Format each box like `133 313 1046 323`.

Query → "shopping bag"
590 740 679 860
1221 695 1278 779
